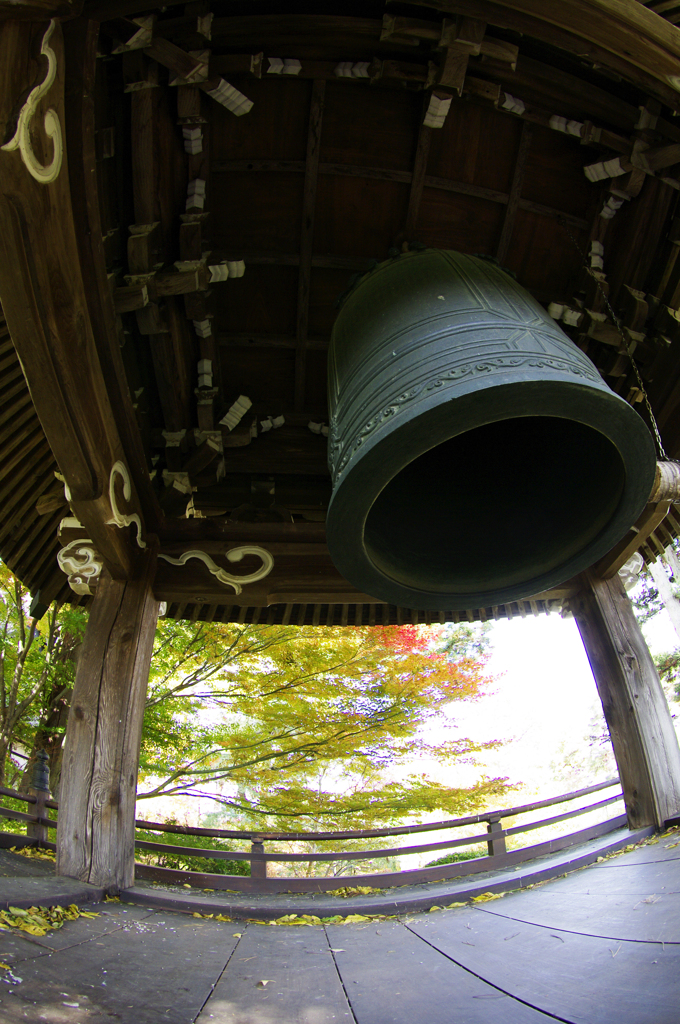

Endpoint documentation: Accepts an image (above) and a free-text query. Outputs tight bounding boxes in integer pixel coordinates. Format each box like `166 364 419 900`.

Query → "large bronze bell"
326 249 657 610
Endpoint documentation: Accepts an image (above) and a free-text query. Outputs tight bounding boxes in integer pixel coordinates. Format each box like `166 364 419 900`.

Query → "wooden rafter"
212 160 589 230
496 120 532 264
404 113 432 241
294 79 325 412
408 0 680 110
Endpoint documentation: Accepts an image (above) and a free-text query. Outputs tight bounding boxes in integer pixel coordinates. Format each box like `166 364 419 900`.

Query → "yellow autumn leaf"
342 914 370 923
0 963 10 969
428 906 443 913
18 923 47 936
232 933 242 938
471 891 506 903
446 902 467 909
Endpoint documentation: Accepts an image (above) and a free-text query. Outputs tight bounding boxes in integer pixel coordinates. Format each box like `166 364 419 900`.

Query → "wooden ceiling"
4 1 680 622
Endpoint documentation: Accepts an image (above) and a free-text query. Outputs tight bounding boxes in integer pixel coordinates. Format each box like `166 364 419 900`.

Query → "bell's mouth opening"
363 416 625 595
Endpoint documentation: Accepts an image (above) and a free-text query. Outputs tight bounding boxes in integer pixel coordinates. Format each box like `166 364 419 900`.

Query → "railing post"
250 838 267 880
26 750 50 845
486 817 506 857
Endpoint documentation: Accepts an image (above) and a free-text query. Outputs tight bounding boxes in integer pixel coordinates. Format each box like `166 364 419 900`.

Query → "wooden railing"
0 777 627 894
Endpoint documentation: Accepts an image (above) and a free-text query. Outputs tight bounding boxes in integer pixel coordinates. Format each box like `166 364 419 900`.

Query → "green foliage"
134 827 249 875
653 649 680 702
138 621 510 830
631 570 663 624
425 846 486 867
0 564 86 787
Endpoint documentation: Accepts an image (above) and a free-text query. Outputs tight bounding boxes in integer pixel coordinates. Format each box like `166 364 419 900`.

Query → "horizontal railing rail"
0 772 628 894
133 777 619 842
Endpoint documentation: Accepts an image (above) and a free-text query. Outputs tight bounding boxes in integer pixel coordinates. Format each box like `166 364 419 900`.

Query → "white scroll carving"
158 546 274 594
1 21 63 185
107 461 146 548
57 540 103 595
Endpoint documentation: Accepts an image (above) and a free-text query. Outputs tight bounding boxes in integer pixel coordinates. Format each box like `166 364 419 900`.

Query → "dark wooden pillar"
56 551 159 892
573 570 680 829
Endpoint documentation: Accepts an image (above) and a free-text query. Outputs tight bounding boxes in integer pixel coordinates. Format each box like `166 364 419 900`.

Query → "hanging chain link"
562 222 671 461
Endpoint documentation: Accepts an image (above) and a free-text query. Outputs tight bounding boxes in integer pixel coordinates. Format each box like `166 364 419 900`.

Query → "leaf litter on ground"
0 904 98 939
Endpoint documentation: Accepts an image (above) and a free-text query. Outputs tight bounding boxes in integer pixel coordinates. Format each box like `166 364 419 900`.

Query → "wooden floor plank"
479 890 680 942
198 923 354 1023
326 919 553 1024
408 908 680 1024
0 908 236 1024
516 857 680 895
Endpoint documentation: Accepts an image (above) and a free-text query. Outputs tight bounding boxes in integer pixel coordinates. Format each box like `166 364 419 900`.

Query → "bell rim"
326 379 657 610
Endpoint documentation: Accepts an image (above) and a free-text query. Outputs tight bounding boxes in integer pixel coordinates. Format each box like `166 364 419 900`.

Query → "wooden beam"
218 332 328 350
496 121 532 264
0 20 146 580
573 571 680 829
593 501 671 579
212 160 588 229
404 115 432 241
63 18 161 532
407 0 680 109
0 0 81 17
294 79 325 413
57 548 159 891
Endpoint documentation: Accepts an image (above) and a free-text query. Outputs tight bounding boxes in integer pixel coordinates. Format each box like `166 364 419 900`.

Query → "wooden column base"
56 547 159 891
573 571 680 830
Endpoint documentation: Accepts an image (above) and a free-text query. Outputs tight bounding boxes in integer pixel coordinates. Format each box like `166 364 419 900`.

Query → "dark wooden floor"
0 835 677 1023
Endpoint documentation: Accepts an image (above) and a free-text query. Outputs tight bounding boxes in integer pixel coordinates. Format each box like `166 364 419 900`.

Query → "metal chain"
562 222 671 461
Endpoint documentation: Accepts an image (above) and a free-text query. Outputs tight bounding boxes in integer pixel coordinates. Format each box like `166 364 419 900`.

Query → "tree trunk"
573 571 680 829
57 551 158 892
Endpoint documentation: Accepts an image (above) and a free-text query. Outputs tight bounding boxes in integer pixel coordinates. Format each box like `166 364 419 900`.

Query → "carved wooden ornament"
107 461 146 548
158 546 274 594
57 539 104 595
1 20 63 185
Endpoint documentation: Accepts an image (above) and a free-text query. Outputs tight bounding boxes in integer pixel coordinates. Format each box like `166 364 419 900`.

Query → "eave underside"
4 3 680 622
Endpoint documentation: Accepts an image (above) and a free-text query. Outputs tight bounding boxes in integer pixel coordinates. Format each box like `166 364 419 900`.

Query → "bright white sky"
437 600 680 799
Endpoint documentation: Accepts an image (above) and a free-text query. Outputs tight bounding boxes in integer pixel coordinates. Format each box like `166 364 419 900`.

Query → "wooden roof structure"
4 0 680 894
5 1 680 625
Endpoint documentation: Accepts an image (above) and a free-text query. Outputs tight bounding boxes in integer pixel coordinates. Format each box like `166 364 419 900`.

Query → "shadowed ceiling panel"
213 265 298 334
503 209 583 296
210 171 304 251
428 100 521 194
319 82 420 172
308 268 349 337
211 77 310 162
313 175 410 257
219 346 296 410
303 348 329 416
210 15 386 60
417 189 506 255
522 124 596 217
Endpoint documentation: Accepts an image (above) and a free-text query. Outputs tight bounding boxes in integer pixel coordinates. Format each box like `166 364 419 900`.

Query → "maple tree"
0 563 86 789
137 618 509 829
